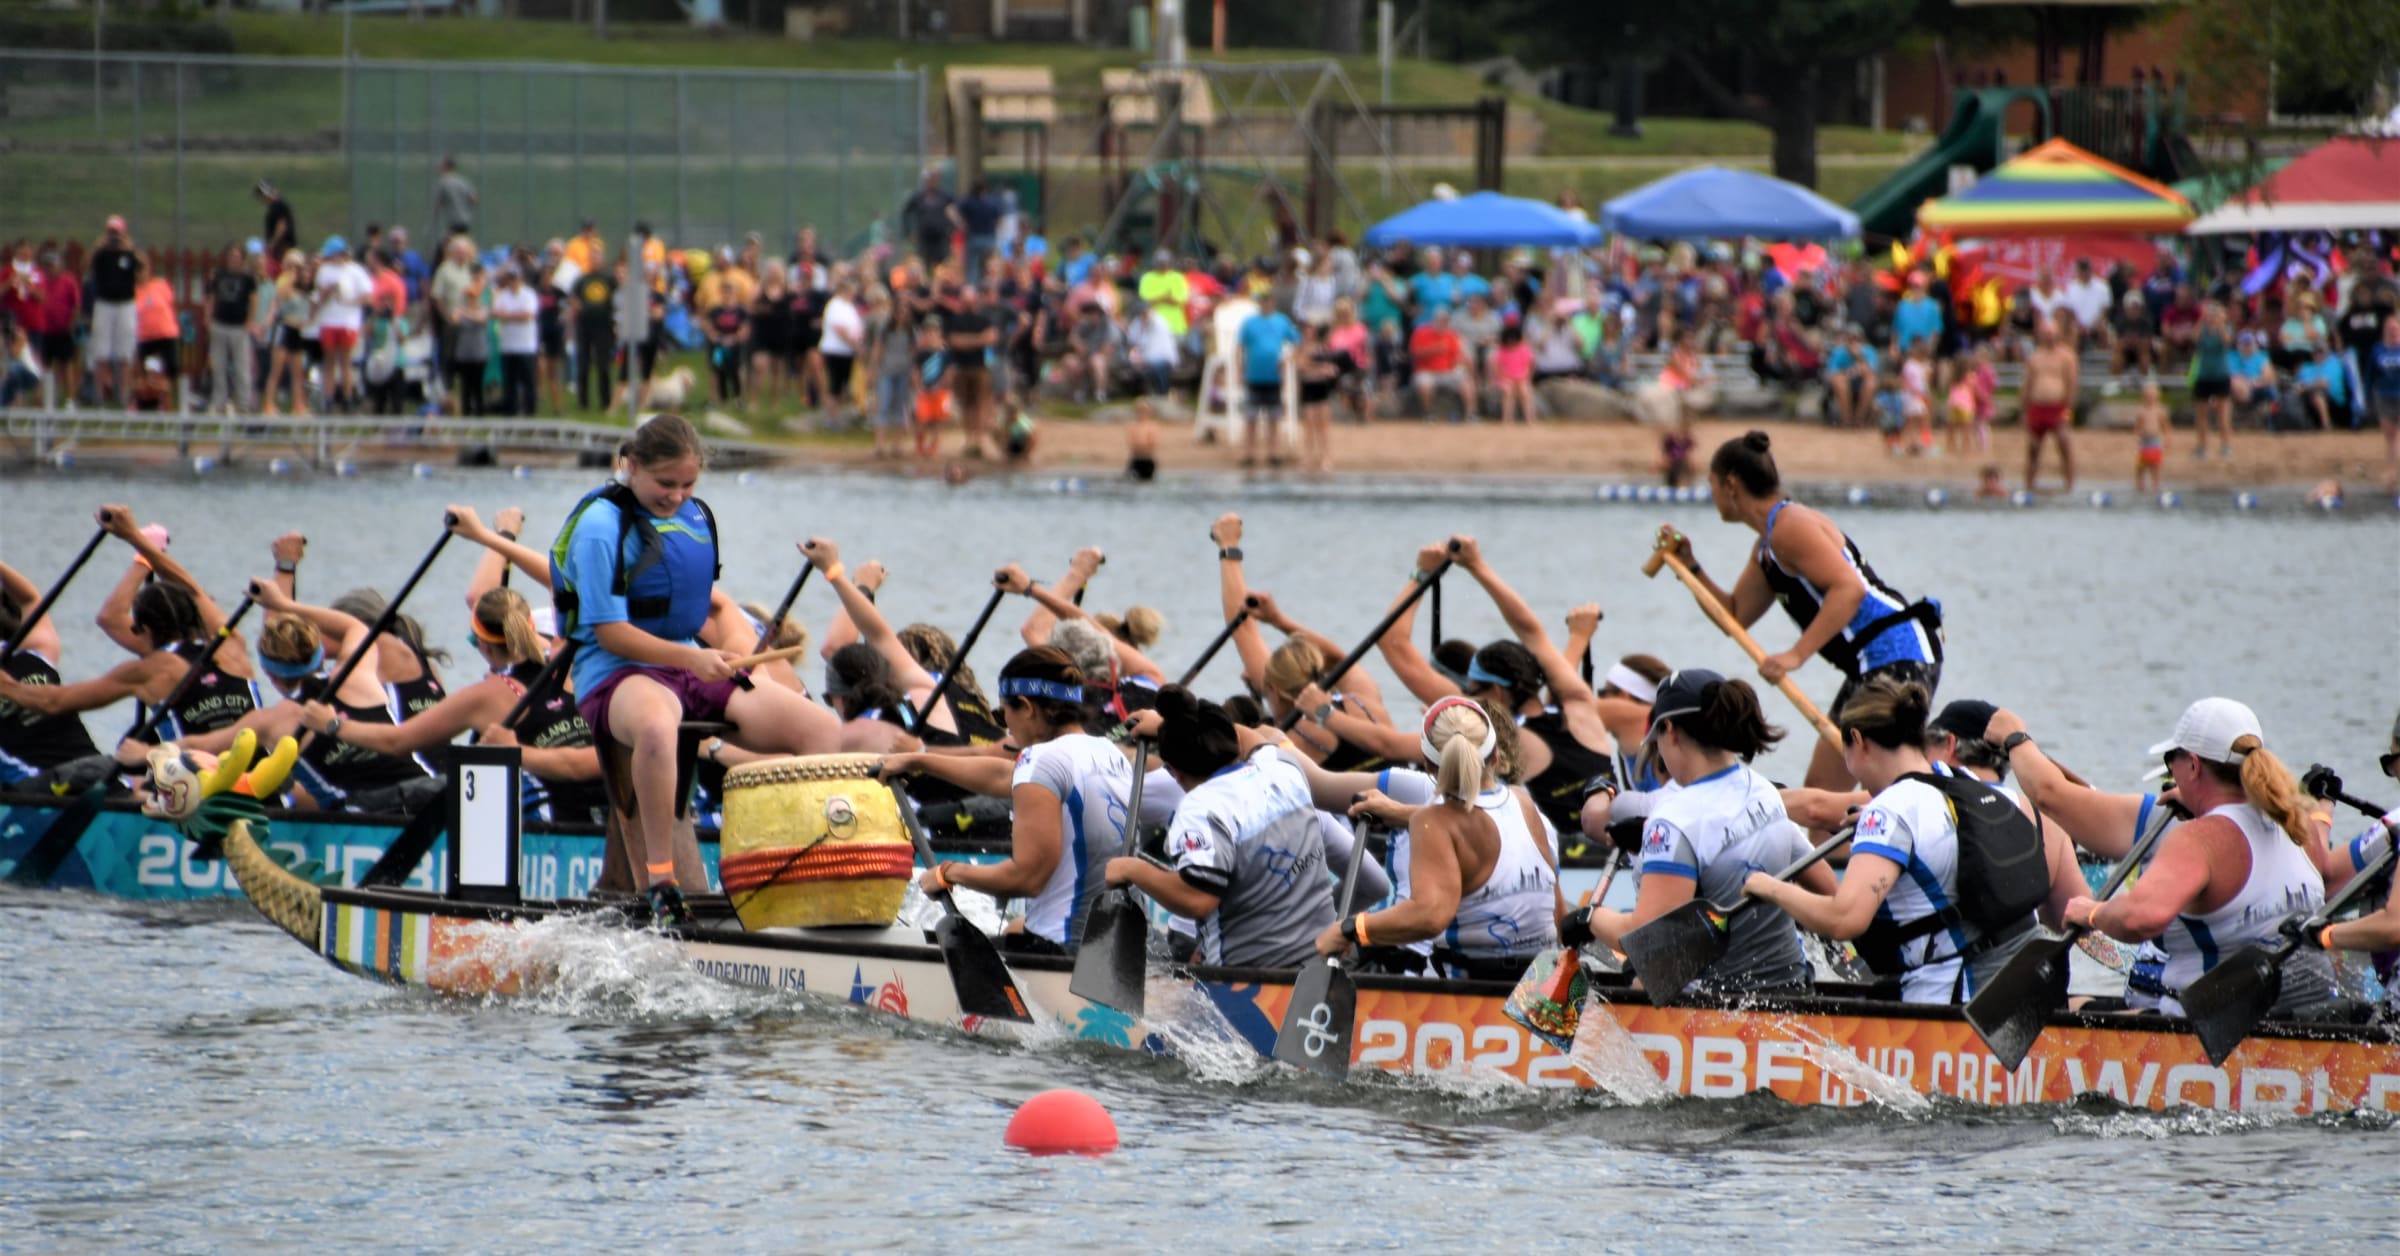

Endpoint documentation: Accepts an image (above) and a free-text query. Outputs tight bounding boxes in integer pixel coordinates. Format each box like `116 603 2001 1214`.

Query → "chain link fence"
0 51 926 258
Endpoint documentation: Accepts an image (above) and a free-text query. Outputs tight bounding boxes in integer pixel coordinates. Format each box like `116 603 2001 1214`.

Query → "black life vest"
1519 709 1618 834
1853 771 2048 975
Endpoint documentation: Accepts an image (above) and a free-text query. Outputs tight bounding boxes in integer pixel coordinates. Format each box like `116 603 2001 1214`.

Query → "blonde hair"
1095 605 1164 651
1428 699 1496 803
1264 637 1323 702
739 600 809 653
258 613 322 666
2202 734 2312 847
473 587 545 667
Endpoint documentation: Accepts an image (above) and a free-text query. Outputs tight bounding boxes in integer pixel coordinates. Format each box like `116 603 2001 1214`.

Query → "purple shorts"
576 665 737 748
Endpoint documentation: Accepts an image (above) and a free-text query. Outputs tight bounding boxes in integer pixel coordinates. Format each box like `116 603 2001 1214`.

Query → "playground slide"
1850 89 2021 241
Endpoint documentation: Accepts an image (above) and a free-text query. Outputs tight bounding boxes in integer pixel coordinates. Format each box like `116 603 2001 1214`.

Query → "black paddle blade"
1618 900 1733 1003
2181 944 2285 1067
1272 958 1358 1080
1963 930 2074 1072
933 910 1034 1024
5 784 107 887
1068 888 1149 1015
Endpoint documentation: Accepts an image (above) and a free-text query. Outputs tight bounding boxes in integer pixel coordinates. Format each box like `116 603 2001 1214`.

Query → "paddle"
910 581 1008 731
1068 739 1154 1014
892 782 1034 1023
1271 558 1453 732
1964 804 2176 1071
1503 847 1627 1051
6 593 261 888
2181 781 2398 1067
0 524 106 669
355 640 581 890
1620 822 1853 1003
1641 535 1840 745
763 564 813 644
1428 575 1442 658
1272 808 1382 1079
1178 607 1249 688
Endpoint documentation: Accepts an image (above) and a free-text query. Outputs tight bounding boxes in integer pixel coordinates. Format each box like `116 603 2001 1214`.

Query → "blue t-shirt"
2373 343 2400 398
1408 271 1455 317
1450 273 1493 306
2297 357 2348 403
1237 312 1299 385
1893 295 1943 350
559 493 712 698
1061 254 1095 288
1827 344 1878 374
2228 348 2271 383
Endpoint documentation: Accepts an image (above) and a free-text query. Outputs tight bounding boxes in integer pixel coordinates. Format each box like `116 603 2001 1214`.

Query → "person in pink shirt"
1492 321 1536 424
367 251 407 322
34 249 82 400
133 253 183 380
1325 297 1371 423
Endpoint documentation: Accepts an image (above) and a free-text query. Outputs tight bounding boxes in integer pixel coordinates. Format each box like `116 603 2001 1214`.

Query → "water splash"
447 911 767 1022
1565 992 1675 1105
1142 978 1272 1087
1769 1016 1932 1115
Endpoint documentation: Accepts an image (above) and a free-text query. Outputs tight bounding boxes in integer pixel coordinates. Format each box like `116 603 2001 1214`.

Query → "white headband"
1420 695 1498 768
1604 663 1659 705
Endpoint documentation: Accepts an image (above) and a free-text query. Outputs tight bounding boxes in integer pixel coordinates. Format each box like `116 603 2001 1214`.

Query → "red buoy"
1003 1088 1119 1156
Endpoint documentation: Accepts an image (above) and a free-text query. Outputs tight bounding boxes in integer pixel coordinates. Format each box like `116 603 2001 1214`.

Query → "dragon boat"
217 817 2400 1116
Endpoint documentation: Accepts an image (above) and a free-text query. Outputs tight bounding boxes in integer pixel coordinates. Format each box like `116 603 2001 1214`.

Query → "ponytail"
2228 735 2312 847
1435 732 1483 804
1423 697 1495 803
473 587 544 667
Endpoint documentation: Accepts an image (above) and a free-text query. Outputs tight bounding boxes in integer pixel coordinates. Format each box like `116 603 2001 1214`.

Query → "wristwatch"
706 738 724 764
496 529 518 542
1310 701 1335 727
1218 546 1243 561
275 560 298 574
324 712 346 738
2000 731 2033 756
1340 914 1361 943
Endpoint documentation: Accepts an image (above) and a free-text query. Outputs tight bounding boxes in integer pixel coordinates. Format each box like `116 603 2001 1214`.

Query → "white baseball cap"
2145 697 2263 774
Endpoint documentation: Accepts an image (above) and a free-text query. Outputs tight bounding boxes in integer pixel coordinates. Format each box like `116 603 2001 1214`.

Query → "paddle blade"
5 784 107 887
932 910 1034 1024
1502 947 1585 1054
1963 930 2074 1073
2181 944 2284 1067
1272 958 1358 1080
1619 900 1733 1003
1068 889 1150 1015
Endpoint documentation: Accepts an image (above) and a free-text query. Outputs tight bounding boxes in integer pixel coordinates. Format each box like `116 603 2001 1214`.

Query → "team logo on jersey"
1641 821 1673 856
1258 843 1300 887
1856 808 1889 839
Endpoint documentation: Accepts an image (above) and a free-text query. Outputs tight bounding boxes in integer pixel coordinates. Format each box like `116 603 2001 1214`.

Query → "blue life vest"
550 482 720 642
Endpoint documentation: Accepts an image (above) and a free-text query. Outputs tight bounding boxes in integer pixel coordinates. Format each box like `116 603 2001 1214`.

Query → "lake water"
2 467 2396 1250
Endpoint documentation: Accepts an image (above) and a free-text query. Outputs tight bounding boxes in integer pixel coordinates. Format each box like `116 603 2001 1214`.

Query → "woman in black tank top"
298 588 605 822
0 521 261 758
1209 515 1405 767
326 585 449 721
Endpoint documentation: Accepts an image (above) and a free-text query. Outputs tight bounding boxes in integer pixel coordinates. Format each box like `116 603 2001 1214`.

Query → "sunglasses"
2161 748 2189 774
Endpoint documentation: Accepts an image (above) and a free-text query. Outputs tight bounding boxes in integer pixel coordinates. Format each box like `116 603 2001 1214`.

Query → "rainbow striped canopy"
1916 138 2194 236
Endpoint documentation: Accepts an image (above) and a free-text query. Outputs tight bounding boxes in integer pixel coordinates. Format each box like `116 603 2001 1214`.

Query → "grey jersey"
1166 750 1335 967
1639 762 1812 994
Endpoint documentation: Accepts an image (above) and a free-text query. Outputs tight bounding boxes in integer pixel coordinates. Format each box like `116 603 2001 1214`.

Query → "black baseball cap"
1928 699 1997 743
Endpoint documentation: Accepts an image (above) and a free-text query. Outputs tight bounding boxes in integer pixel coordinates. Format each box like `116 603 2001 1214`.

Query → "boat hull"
222 822 2400 1116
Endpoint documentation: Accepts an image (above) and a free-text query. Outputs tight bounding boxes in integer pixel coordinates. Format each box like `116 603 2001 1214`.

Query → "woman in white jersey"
1311 697 1562 981
891 647 1131 956
1745 677 2037 1004
1570 669 1829 997
2300 716 2398 1010
2059 698 2338 1018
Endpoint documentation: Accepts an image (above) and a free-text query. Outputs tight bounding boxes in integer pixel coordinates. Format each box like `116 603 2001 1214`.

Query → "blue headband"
258 643 324 681
1465 659 1509 689
1000 677 1084 705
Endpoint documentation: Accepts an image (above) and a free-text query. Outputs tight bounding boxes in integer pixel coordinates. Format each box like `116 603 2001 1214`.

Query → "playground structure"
1852 79 2200 242
948 60 1512 258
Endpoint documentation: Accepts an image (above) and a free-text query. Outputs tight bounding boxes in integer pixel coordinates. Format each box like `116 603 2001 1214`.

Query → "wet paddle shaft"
1642 536 1840 745
1273 559 1453 732
0 525 107 669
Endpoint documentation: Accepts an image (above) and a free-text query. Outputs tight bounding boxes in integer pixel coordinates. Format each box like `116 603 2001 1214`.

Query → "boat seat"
592 719 734 894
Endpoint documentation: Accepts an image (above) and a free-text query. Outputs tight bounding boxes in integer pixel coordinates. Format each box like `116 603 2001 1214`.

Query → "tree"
1319 0 1364 56
2187 0 2400 122
1497 0 1920 188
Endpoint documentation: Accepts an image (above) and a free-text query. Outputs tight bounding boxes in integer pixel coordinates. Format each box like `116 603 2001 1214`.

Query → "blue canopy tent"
1601 167 1861 241
1364 191 1605 249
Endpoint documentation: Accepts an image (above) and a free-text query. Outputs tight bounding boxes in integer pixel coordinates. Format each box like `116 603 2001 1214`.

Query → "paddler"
0 559 104 785
1309 696 1562 981
550 416 843 926
1657 430 1942 791
294 587 607 824
1210 515 1399 771
1365 536 1621 837
1566 669 1828 997
1 511 261 774
1102 684 1335 968
1742 678 2038 1004
2294 714 2398 1011
881 646 1133 955
2057 698 2341 1019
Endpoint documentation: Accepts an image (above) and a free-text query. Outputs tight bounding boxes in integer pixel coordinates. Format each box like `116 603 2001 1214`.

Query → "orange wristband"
645 860 675 878
2318 925 2338 951
825 562 846 583
929 862 951 891
1354 912 1371 947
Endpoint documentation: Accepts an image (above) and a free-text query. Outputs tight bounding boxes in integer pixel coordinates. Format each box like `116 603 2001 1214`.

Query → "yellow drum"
718 754 916 930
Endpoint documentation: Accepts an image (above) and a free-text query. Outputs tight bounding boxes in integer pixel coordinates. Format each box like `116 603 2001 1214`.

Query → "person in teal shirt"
1235 305 1299 466
1408 247 1456 319
2295 342 2352 430
1360 260 1407 339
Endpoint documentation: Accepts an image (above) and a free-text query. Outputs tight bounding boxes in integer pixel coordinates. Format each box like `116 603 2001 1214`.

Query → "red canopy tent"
2185 136 2400 234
